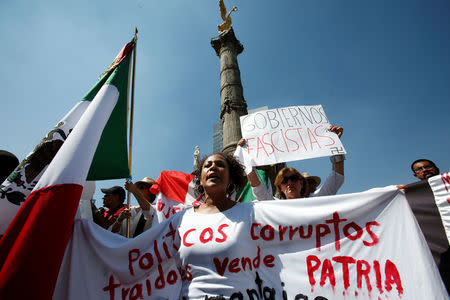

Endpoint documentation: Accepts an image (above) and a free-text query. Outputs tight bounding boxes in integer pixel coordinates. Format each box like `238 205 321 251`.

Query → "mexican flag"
0 38 134 299
238 169 270 202
147 168 269 224
149 171 198 224
0 40 133 235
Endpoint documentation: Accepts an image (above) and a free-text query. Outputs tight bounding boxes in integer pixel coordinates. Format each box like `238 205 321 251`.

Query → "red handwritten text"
213 246 275 276
182 224 229 247
306 255 403 296
251 211 380 251
103 265 192 300
245 125 336 158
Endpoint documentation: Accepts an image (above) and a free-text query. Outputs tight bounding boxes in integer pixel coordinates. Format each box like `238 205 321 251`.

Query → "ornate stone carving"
211 27 243 57
193 146 200 169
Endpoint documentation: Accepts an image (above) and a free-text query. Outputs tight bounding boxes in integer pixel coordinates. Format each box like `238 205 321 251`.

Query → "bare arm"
333 160 344 176
124 181 151 211
91 204 110 229
110 208 131 233
329 125 345 176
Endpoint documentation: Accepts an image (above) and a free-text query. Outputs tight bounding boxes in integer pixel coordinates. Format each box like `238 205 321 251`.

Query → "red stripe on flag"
114 40 135 65
150 171 195 204
0 183 82 299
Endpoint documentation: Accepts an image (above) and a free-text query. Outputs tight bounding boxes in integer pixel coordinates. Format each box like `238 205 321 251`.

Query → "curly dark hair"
192 152 246 198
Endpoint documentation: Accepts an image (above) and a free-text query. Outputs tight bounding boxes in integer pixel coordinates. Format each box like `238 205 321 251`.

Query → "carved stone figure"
193 146 201 169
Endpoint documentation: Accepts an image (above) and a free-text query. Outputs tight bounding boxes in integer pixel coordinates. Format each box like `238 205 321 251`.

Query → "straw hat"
301 172 321 187
135 177 155 186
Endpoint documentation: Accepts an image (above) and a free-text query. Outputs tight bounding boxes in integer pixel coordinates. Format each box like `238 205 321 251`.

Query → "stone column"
211 27 247 154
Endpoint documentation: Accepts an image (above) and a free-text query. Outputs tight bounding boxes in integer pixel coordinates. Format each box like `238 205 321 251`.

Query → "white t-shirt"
177 205 272 299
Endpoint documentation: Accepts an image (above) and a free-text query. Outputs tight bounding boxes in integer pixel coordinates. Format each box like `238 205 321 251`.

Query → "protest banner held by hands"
239 105 347 167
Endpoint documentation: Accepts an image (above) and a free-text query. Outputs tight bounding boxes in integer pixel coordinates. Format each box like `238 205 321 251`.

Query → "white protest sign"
239 105 346 167
429 172 450 244
54 186 448 299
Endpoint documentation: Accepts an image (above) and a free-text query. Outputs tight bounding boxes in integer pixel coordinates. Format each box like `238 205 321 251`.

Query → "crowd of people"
83 125 448 294
90 155 443 242
3 124 447 296
91 125 346 238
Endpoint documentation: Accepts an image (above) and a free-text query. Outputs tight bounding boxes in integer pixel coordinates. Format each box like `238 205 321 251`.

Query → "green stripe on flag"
239 169 269 202
81 70 115 102
86 50 132 180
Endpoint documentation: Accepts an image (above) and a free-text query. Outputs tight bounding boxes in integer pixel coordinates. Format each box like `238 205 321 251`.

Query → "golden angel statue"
218 0 237 33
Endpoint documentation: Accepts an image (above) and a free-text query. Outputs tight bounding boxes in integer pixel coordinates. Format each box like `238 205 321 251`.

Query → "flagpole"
126 28 138 238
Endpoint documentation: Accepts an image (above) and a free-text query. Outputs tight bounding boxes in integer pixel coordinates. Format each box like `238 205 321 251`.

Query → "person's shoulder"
113 205 127 215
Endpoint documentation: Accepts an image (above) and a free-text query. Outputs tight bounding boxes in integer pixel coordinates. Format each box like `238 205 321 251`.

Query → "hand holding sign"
239 105 347 167
329 125 343 138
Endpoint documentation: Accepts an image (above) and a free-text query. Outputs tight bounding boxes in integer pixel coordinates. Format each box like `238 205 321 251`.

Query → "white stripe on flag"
35 84 119 189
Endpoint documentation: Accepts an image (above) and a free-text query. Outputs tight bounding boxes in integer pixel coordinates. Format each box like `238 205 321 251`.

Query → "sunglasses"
281 175 301 184
413 165 435 173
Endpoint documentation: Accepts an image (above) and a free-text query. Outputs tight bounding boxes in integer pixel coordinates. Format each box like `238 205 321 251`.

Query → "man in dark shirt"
91 186 127 229
405 159 448 293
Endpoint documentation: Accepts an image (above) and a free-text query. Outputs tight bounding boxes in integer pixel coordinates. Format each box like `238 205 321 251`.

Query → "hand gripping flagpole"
126 28 138 238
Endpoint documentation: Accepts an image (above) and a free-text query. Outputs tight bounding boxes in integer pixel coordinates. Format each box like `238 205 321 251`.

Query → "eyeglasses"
281 175 301 184
413 165 435 173
136 183 150 190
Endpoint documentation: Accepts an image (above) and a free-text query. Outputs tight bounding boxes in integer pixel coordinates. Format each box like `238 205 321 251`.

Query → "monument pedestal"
211 27 247 154
211 27 285 195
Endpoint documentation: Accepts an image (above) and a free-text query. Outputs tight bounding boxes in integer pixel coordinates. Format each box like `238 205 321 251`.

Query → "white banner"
429 172 450 244
239 105 346 167
54 186 447 299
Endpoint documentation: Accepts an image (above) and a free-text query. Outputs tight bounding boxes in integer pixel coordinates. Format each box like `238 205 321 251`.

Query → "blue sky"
1 0 449 205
